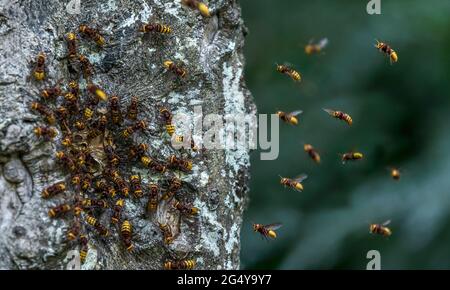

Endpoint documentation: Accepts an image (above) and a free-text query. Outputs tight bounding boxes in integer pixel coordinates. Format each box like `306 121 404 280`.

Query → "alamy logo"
66 250 81 270
170 106 280 160
366 250 381 270
366 0 381 15
66 0 81 15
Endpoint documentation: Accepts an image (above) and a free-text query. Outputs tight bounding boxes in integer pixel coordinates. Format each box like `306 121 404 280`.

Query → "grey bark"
0 0 254 269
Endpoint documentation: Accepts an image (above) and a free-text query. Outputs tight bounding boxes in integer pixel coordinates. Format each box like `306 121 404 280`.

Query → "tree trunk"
0 0 254 269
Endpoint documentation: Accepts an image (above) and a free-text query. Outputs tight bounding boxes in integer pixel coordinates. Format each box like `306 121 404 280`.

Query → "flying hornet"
341 151 363 164
87 83 108 101
182 0 210 17
389 167 401 180
276 63 301 82
304 38 328 55
375 39 398 64
253 223 282 240
277 110 303 125
280 174 308 192
323 108 353 126
369 220 392 237
304 144 321 164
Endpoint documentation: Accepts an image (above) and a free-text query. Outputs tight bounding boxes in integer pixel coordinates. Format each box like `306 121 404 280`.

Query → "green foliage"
241 0 450 269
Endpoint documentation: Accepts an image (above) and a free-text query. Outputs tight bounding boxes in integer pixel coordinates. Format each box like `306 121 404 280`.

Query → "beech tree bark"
0 0 254 269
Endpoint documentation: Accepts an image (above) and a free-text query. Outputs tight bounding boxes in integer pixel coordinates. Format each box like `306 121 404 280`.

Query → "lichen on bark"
0 0 254 269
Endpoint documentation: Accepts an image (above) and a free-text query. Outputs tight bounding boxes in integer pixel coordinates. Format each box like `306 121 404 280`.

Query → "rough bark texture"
0 0 254 269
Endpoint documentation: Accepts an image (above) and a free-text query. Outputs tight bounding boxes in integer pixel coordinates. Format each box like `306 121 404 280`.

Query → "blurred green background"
240 0 450 269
